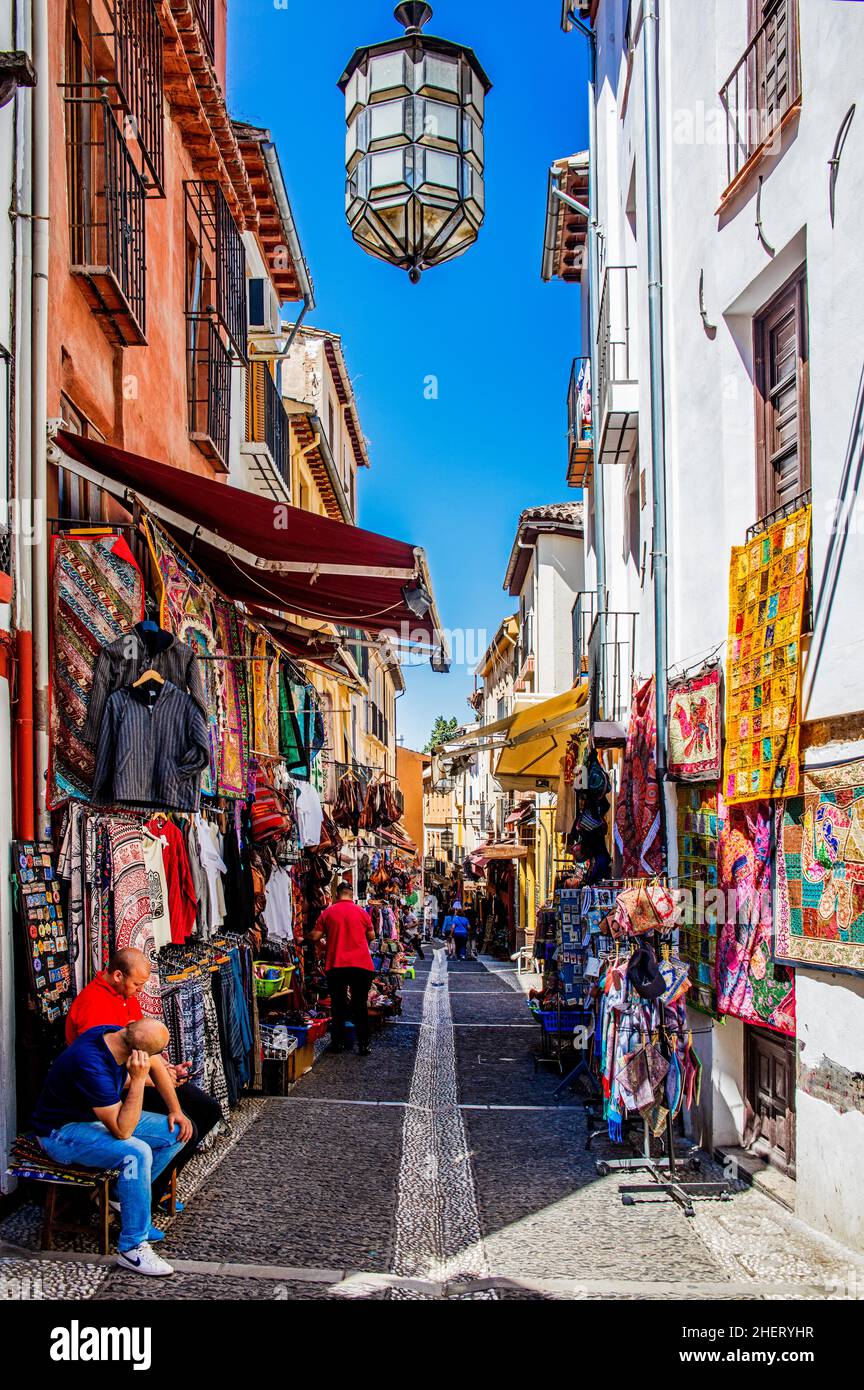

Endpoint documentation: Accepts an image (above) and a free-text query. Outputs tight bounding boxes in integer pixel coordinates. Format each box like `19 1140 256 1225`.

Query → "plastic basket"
534 1008 590 1036
253 962 295 998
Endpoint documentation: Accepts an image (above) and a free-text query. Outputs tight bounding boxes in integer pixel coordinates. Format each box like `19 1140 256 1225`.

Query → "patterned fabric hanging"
48 533 145 808
715 801 795 1036
614 675 664 877
776 758 864 975
723 503 811 804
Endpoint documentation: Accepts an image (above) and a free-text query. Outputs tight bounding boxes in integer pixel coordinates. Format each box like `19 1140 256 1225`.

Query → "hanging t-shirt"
294 780 324 848
146 817 198 944
263 865 294 943
142 829 172 950
195 814 226 933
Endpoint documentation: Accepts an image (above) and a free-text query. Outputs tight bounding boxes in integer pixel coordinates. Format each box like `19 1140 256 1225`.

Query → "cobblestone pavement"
3 945 864 1301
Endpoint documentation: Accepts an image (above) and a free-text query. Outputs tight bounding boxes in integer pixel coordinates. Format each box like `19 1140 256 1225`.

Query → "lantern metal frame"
337 4 492 282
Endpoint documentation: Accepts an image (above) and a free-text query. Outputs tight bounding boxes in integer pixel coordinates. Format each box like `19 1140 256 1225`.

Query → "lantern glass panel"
369 149 406 191
370 99 405 143
424 149 459 191
422 100 458 146
419 52 460 97
370 50 409 96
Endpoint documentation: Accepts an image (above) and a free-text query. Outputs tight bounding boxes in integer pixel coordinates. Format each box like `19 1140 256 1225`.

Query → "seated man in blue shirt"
32 1019 188 1278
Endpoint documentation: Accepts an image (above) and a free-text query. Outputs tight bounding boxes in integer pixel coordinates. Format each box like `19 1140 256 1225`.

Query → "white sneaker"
116 1242 174 1277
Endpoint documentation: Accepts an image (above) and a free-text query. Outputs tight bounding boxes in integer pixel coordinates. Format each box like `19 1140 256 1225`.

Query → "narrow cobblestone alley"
5 945 862 1303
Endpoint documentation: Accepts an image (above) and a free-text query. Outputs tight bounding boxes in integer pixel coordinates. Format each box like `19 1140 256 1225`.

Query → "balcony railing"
720 0 801 189
187 316 232 470
193 0 216 58
596 265 637 432
572 588 601 683
67 96 147 345
567 356 593 487
587 607 637 732
247 362 292 488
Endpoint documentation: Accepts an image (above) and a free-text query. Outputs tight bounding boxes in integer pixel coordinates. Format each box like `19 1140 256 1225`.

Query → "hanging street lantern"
337 3 491 283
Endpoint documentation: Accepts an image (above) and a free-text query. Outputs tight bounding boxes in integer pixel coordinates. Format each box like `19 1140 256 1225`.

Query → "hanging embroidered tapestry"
668 667 722 781
676 783 722 1017
723 503 811 806
48 534 145 808
716 801 795 1036
213 599 248 800
776 759 864 976
614 675 664 877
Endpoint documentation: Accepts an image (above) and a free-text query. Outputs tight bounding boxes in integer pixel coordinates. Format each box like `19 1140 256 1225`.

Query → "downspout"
642 0 670 856
31 0 50 836
13 0 34 839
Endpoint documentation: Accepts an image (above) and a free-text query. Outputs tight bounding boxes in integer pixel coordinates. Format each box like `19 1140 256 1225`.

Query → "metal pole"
643 0 670 855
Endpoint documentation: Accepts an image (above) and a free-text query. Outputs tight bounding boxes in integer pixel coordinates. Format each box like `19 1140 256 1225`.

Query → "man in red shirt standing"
310 883 376 1056
66 948 222 1202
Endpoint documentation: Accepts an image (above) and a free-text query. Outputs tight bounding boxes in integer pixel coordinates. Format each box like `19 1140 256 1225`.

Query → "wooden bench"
8 1137 177 1255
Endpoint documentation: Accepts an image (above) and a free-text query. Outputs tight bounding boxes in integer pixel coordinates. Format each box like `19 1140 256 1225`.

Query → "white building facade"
557 0 864 1248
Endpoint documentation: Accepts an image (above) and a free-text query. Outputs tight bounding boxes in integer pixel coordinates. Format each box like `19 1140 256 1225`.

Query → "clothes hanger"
132 668 165 688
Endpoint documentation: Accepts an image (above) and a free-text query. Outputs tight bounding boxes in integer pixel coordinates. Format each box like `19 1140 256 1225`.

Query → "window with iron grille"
64 3 152 345
185 181 248 360
184 181 247 467
63 2 165 195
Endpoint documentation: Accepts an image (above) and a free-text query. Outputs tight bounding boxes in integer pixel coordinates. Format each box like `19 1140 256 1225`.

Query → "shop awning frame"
51 432 448 650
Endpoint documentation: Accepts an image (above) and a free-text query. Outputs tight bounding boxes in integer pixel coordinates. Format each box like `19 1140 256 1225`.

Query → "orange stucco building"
48 0 306 495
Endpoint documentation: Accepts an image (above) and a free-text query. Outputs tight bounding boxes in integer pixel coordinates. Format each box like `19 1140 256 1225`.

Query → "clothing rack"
553 876 735 1217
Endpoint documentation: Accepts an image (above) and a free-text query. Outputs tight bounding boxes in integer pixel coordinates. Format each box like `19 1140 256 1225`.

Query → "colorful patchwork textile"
723 504 811 805
614 675 664 877
48 534 144 808
213 600 248 799
668 667 722 781
716 801 795 1036
676 784 722 1017
776 759 864 976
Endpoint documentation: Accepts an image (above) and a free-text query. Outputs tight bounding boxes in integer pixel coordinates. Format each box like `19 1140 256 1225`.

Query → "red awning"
55 432 443 644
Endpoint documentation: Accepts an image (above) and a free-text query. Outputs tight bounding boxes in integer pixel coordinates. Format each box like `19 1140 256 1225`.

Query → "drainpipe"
12 0 34 839
642 0 670 856
31 0 49 837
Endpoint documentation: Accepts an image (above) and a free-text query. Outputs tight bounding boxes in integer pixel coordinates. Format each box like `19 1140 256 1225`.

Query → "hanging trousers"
327 968 375 1049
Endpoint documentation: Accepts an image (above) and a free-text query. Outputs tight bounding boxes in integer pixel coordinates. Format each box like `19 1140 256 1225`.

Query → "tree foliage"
424 714 459 753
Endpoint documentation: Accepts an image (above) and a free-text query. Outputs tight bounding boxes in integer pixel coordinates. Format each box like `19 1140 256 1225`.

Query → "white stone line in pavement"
391 949 494 1296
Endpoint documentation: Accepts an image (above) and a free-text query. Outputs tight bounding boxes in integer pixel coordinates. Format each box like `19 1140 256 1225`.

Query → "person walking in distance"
309 883 376 1056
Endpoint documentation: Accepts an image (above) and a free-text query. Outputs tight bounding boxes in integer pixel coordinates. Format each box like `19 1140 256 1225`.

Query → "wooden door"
745 1025 796 1176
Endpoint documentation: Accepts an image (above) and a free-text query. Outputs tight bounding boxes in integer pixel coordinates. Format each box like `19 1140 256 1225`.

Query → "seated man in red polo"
66 948 222 1208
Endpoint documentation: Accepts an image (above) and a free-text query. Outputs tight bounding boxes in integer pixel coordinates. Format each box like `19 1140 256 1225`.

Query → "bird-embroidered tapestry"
668 667 722 781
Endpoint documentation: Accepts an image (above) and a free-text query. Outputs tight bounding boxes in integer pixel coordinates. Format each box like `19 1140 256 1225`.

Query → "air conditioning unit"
248 278 281 336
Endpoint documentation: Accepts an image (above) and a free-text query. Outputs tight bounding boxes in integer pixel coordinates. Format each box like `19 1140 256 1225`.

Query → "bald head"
125 1018 169 1055
104 948 151 1002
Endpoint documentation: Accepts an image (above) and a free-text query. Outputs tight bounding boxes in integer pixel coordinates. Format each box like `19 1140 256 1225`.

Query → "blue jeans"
38 1114 186 1252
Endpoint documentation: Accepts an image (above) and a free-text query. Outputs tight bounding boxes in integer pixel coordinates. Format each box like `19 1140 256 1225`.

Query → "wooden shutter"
754 267 810 518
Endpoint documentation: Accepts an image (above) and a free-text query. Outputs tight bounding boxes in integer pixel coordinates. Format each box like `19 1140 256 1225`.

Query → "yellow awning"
494 685 589 791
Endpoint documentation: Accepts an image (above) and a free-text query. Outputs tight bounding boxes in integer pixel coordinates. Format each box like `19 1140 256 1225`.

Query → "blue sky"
228 1 590 750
